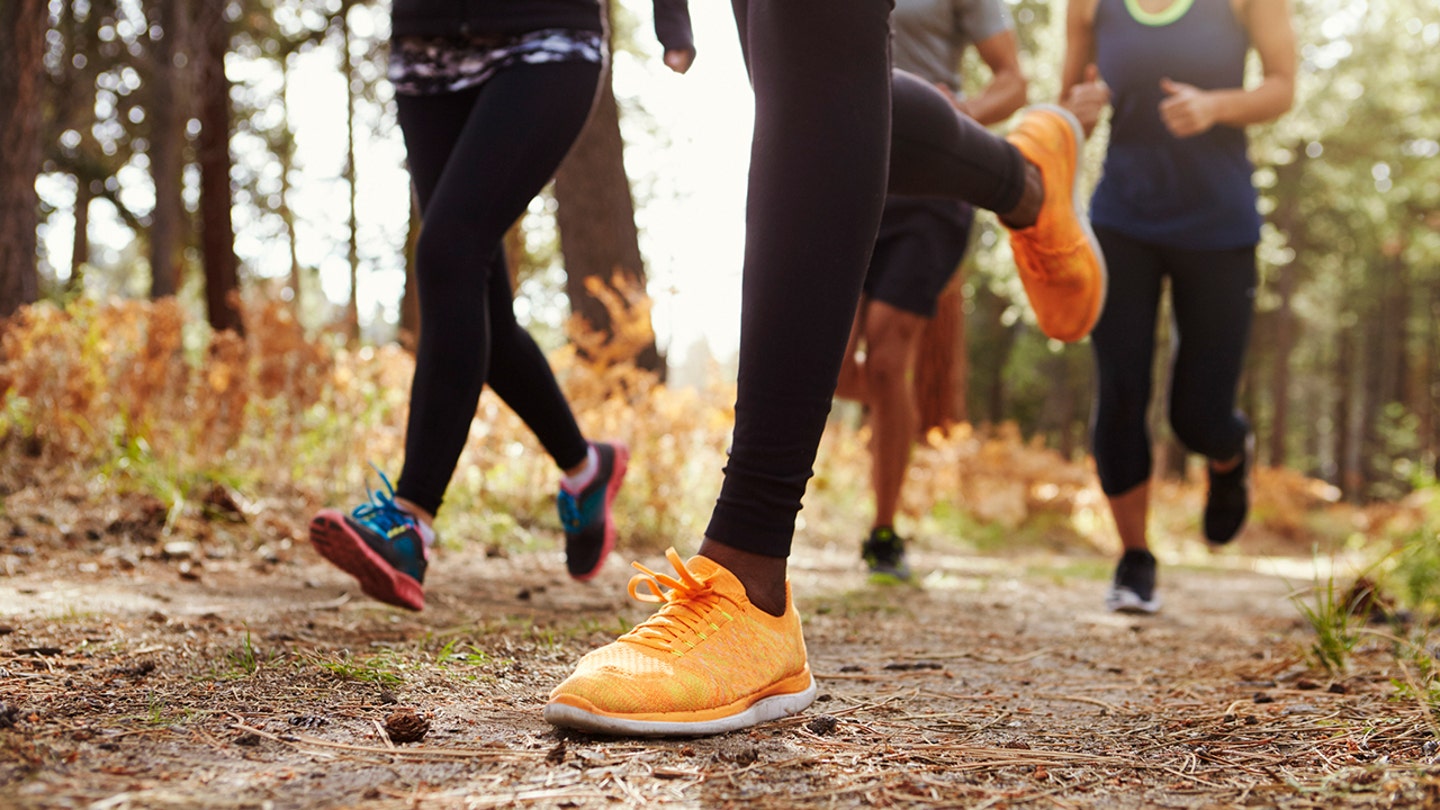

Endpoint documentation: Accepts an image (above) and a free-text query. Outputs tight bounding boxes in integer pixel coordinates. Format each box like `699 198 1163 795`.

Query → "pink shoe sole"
309 510 425 610
569 444 629 583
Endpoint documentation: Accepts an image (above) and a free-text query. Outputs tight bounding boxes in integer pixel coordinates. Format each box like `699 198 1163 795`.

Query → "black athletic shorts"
862 195 975 318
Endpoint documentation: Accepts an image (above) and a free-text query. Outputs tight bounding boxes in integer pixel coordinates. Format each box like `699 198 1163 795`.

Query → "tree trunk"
914 282 965 432
0 0 45 320
149 0 187 300
1430 284 1440 479
552 26 663 375
278 53 302 310
1334 326 1359 498
195 0 242 334
1361 248 1408 494
68 179 92 293
399 192 421 351
341 13 360 341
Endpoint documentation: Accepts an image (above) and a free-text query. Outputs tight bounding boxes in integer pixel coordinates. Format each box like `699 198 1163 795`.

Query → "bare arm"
1059 0 1108 135
1059 0 1100 101
952 30 1027 126
1159 0 1295 136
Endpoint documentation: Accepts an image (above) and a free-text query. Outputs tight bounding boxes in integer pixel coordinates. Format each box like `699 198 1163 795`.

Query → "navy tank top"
1090 0 1261 250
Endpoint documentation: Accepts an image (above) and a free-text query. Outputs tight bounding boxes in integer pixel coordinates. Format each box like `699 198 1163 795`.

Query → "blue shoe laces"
351 467 417 537
557 489 586 533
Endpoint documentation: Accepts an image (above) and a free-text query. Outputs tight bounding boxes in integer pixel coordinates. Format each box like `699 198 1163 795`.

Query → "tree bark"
279 54 302 310
0 0 45 319
68 179 91 292
195 0 242 334
341 13 360 341
1430 284 1440 478
552 15 663 375
1334 326 1359 498
149 0 188 299
399 192 421 351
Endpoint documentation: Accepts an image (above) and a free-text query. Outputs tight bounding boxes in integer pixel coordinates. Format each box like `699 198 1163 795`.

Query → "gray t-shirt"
890 0 1014 92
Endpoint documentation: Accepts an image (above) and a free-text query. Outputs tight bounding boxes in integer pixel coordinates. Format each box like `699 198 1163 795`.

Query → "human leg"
887 72 1105 341
482 250 629 578
546 0 893 736
862 300 926 532
309 61 602 609
700 0 893 583
853 198 973 580
855 300 926 582
1167 245 1257 544
394 60 602 517
1089 227 1167 613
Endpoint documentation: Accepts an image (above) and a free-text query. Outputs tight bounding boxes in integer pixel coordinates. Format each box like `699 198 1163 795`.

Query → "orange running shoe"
545 548 816 737
1004 104 1107 343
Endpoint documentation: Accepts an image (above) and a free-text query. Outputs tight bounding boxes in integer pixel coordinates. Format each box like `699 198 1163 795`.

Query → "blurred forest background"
0 0 1437 574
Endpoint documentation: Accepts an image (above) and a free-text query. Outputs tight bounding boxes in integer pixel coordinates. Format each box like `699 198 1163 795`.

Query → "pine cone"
383 709 430 744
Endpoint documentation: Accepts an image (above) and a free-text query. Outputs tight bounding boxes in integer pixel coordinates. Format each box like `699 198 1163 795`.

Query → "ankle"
696 538 789 617
999 160 1044 230
393 497 435 530
561 444 600 493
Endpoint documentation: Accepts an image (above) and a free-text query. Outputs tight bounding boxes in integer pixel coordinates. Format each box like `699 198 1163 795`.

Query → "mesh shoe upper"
1005 104 1107 343
308 469 432 611
557 442 628 581
546 549 814 734
345 472 431 584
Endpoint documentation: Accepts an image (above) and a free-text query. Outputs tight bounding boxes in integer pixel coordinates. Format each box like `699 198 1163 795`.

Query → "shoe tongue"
683 554 723 579
682 555 745 596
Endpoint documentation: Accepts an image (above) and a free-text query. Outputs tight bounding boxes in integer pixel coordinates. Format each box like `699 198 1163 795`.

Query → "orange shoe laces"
621 549 742 653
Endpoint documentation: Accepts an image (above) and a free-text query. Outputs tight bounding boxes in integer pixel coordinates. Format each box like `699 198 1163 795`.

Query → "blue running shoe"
309 471 433 611
557 442 628 581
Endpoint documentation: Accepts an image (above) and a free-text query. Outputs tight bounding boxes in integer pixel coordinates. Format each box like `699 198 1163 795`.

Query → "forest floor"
2 485 1439 810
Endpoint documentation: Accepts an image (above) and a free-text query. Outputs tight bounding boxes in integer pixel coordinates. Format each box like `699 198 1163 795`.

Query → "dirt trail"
2 533 1438 809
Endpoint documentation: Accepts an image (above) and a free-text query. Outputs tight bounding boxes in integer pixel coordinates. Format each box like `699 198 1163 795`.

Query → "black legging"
394 60 601 517
1089 226 1255 496
707 0 1028 557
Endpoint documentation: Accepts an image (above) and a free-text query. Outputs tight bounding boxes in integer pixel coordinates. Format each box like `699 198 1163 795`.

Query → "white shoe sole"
544 675 818 738
1106 586 1161 615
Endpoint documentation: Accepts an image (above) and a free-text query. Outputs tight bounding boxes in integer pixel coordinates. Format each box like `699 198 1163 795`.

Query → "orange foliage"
0 292 1416 558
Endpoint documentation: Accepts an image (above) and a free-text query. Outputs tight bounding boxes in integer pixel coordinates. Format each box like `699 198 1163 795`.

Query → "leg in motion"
1089 228 1166 614
1167 245 1257 545
309 61 603 609
546 0 894 736
887 71 1106 342
856 299 928 583
847 197 974 583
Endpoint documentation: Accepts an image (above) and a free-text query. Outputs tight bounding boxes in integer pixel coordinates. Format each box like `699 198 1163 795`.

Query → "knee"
1169 402 1245 459
1093 377 1149 434
861 337 913 392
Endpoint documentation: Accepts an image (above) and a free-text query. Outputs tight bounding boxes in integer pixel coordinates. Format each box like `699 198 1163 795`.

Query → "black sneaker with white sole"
1106 549 1160 615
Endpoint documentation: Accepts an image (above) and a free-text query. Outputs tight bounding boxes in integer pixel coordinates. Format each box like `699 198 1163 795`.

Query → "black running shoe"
1204 432 1254 545
557 442 629 582
861 526 912 583
1106 549 1160 615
